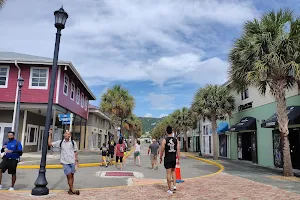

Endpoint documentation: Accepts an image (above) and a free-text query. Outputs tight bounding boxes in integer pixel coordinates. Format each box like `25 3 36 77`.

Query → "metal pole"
32 28 62 196
14 86 22 139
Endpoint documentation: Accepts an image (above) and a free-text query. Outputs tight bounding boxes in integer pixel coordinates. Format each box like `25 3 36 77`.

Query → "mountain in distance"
139 117 166 135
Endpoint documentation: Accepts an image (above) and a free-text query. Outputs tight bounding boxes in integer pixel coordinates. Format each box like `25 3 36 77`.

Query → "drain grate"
105 172 134 177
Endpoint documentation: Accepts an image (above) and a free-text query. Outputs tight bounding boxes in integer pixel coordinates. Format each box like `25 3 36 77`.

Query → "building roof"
0 52 96 100
88 104 111 121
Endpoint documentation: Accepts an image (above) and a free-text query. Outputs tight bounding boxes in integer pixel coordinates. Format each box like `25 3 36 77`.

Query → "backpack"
15 141 23 157
60 140 75 149
119 144 124 153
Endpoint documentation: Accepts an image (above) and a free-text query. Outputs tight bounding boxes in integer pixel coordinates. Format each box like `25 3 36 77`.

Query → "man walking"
0 131 23 191
160 126 180 195
48 129 80 195
107 137 116 164
148 139 159 170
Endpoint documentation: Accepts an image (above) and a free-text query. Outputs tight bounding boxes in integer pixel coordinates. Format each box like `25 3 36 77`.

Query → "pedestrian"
134 140 141 167
107 137 116 165
48 129 80 195
160 126 180 195
148 139 159 170
100 143 108 167
115 138 126 170
0 131 23 191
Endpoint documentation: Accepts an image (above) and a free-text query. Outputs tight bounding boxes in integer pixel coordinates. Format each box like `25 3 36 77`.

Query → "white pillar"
21 110 27 147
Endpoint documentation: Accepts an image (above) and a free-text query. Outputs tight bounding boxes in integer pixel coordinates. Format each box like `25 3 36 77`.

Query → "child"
100 143 108 167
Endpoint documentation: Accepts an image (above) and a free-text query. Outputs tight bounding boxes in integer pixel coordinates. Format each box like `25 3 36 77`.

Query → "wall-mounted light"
38 110 41 115
64 65 67 71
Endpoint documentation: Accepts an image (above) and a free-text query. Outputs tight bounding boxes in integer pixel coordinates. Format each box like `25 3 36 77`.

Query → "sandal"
68 190 80 195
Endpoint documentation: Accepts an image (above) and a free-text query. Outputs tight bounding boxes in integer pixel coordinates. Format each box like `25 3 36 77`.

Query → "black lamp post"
31 6 68 196
14 76 24 139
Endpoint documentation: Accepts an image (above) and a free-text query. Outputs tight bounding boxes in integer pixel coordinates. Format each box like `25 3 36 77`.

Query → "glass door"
0 123 12 148
38 126 45 151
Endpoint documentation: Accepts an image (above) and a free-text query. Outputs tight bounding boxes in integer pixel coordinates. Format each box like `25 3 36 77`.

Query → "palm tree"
0 0 6 10
172 107 195 152
124 114 142 147
100 85 135 139
191 84 235 160
229 9 300 176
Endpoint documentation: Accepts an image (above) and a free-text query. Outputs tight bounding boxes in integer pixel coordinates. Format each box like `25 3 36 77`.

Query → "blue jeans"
63 164 75 175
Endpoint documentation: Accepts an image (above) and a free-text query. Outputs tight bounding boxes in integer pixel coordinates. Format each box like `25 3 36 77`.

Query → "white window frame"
81 93 84 108
29 67 49 90
25 124 39 145
63 74 69 96
76 88 80 105
70 82 75 101
241 88 249 100
0 66 10 88
85 97 88 110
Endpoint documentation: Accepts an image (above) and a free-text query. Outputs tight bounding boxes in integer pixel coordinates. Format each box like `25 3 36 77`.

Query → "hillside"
139 117 164 134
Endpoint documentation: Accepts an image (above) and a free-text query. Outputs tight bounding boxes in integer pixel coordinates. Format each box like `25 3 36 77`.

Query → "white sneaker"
173 185 177 191
8 187 14 191
167 190 173 195
0 185 2 190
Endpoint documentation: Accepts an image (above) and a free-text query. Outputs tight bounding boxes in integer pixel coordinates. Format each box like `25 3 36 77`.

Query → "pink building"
0 52 96 152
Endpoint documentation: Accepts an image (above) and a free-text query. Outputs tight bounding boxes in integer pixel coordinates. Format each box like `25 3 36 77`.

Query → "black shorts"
116 156 123 163
0 158 18 174
164 159 176 169
108 151 114 158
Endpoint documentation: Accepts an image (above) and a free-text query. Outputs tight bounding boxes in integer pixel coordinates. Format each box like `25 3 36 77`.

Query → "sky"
1 0 299 118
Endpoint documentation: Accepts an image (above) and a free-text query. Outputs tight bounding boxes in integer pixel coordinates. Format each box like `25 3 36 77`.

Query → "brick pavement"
1 172 299 200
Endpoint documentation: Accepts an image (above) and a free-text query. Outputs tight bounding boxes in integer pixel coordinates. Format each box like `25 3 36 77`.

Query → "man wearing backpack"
48 129 80 195
0 131 23 191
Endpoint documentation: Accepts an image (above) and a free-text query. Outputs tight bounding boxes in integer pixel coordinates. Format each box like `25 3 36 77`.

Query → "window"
81 93 84 108
63 74 69 96
29 68 49 89
26 124 39 145
241 88 249 100
0 66 9 88
76 88 80 105
85 97 88 110
70 82 75 100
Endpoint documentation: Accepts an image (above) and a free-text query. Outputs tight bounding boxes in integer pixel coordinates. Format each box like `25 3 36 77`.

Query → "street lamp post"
14 77 24 139
31 7 68 196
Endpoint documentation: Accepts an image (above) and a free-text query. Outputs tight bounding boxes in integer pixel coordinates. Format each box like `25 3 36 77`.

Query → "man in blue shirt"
0 131 23 191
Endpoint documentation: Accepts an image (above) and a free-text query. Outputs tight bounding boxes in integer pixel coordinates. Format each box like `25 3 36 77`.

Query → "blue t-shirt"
3 139 22 159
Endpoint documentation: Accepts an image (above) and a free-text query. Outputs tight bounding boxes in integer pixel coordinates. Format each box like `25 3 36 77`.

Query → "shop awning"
261 106 300 128
217 122 229 134
230 117 257 132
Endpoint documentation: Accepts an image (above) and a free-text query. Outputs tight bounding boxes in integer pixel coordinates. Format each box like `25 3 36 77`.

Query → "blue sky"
1 0 300 118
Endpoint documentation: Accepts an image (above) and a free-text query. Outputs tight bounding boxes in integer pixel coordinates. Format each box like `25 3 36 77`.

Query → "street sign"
58 113 71 124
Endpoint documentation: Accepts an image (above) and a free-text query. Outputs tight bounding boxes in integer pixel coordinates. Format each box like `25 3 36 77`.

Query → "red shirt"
116 143 125 157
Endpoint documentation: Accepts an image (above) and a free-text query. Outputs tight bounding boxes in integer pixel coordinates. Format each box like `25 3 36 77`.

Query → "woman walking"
134 140 141 167
115 138 126 170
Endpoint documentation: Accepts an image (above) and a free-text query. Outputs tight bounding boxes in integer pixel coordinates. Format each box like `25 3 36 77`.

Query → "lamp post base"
31 186 49 196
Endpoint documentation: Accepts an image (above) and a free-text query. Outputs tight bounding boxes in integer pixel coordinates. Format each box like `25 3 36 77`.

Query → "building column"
79 117 82 150
84 121 87 149
21 110 28 147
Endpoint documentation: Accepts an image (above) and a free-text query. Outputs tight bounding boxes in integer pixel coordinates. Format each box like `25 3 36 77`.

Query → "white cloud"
146 93 175 110
144 113 153 117
159 113 168 118
0 0 258 87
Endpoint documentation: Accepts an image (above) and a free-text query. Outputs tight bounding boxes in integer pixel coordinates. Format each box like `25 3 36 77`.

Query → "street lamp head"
54 6 68 30
17 76 24 88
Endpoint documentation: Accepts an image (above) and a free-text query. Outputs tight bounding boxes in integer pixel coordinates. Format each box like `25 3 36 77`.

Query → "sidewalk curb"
17 148 134 169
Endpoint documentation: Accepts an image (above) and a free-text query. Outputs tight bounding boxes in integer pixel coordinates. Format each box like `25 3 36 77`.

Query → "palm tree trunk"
273 83 293 176
184 132 188 152
211 116 218 160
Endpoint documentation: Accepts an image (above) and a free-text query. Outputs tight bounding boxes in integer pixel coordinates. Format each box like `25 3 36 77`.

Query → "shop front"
217 121 230 158
261 106 300 170
230 117 258 164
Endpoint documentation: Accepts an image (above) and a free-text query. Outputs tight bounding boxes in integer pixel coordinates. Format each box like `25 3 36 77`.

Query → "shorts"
102 156 107 161
150 154 157 161
108 151 114 158
0 158 18 175
134 151 140 157
116 156 123 163
164 159 176 169
63 164 75 175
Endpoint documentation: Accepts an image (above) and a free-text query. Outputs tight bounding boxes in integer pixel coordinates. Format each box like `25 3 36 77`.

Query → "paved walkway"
0 145 218 190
